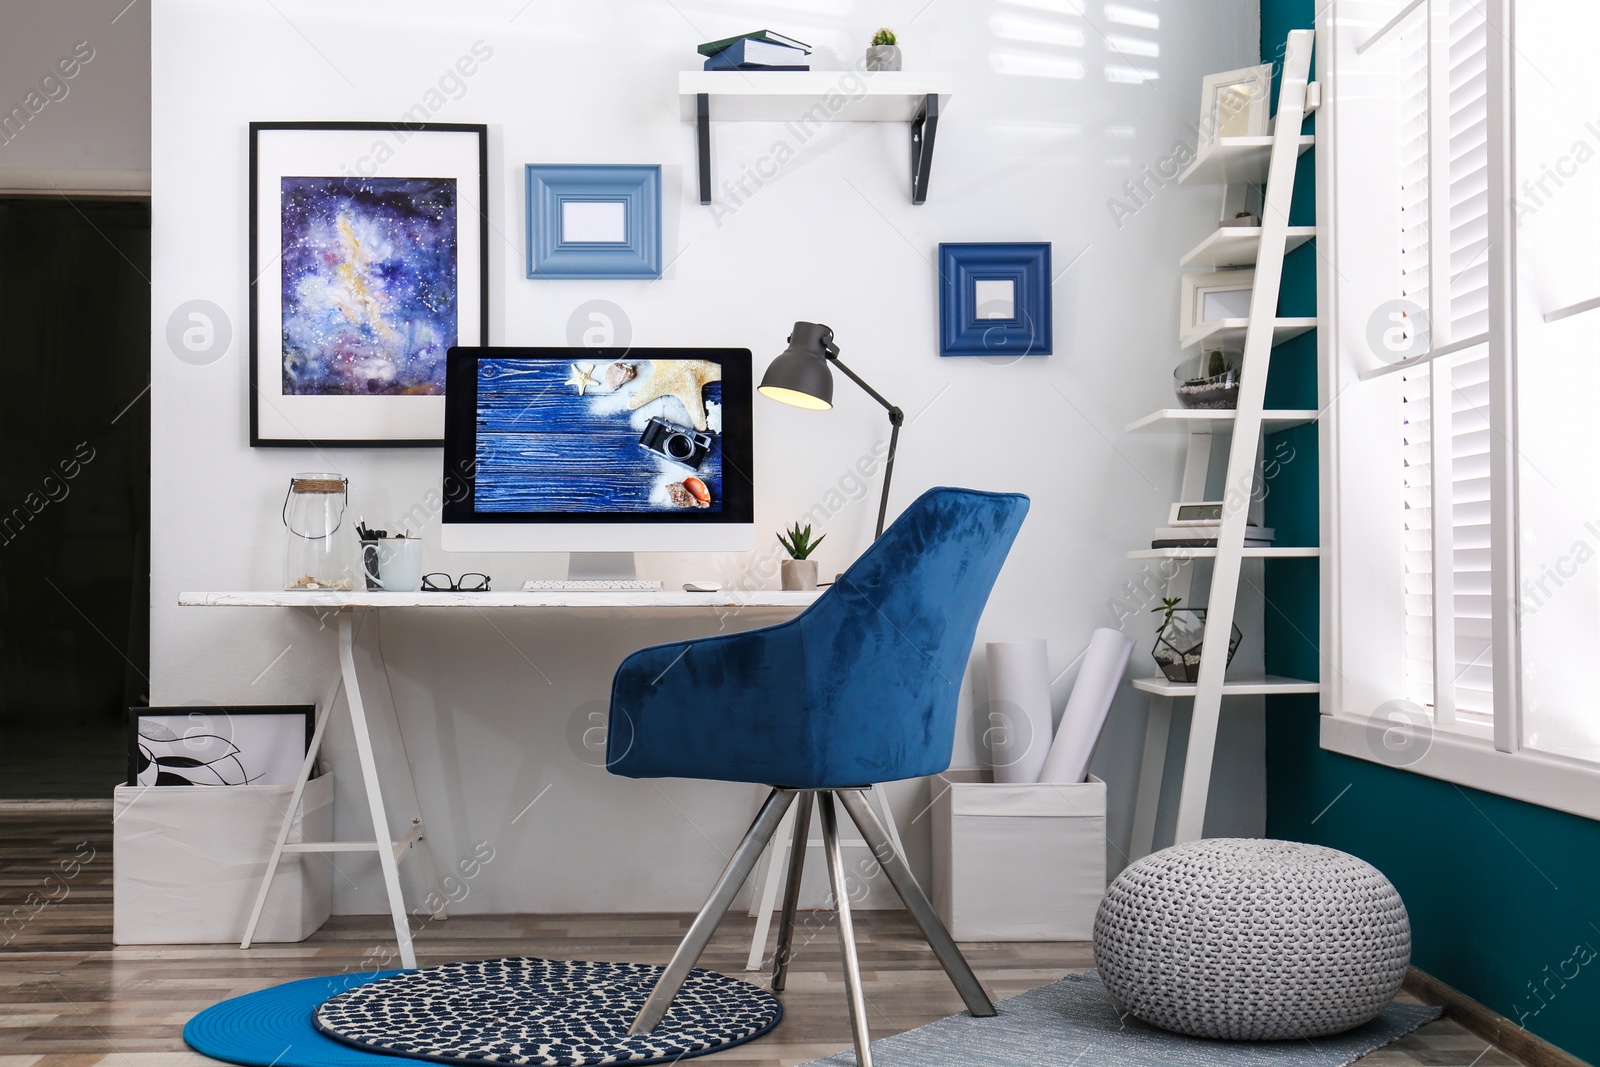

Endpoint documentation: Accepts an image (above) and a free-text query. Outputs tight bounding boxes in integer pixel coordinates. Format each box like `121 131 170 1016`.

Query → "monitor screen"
441 347 754 551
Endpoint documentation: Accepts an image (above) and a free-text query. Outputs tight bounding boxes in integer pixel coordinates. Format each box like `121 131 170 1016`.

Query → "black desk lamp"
758 321 904 539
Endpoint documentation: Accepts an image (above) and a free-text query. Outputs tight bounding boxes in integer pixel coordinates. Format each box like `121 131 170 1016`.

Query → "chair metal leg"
630 788 797 1036
771 790 814 991
819 791 874 1067
836 788 997 1018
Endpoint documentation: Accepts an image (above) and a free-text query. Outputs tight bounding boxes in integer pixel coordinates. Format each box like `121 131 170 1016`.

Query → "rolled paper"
1036 628 1135 784
985 640 1054 784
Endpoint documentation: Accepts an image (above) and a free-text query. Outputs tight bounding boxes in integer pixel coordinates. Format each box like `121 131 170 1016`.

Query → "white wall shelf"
1180 226 1316 269
1183 317 1317 349
1131 675 1321 697
1125 409 1318 433
678 71 953 205
1127 547 1321 560
1179 135 1315 186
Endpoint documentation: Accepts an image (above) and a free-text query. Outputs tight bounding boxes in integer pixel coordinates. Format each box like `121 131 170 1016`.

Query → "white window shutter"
1398 0 1493 725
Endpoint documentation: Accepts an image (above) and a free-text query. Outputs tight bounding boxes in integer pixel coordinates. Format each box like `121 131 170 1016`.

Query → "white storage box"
931 767 1107 941
113 775 333 944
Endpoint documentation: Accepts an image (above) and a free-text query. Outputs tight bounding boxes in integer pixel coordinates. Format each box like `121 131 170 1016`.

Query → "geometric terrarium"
1151 603 1243 683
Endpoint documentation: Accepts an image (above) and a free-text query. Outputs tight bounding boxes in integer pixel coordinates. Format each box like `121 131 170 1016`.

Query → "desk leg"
241 664 342 950
745 803 797 970
366 610 449 922
339 609 417 969
1129 695 1173 863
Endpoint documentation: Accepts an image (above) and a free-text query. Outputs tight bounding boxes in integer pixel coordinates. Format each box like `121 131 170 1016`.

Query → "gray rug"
801 972 1442 1066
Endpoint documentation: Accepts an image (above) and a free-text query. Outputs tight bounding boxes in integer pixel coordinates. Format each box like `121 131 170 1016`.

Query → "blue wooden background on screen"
473 357 723 514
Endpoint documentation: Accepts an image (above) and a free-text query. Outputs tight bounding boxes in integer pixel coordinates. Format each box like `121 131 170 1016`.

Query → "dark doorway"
0 197 150 798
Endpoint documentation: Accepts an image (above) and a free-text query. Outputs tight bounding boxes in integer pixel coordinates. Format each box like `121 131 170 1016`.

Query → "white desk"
179 589 821 968
179 589 824 609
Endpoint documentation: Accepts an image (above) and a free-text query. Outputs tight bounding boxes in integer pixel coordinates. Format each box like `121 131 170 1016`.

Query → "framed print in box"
250 122 488 447
1197 65 1271 155
938 242 1052 357
525 165 661 279
1180 269 1255 346
128 705 315 787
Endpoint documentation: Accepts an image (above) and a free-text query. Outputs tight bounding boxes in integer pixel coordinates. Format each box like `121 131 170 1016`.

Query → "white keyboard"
521 579 664 592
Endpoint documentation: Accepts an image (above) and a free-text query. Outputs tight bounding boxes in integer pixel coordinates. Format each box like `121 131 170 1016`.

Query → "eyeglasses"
421 572 492 592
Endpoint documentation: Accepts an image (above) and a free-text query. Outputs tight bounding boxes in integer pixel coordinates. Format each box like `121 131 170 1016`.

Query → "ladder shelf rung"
1127 546 1320 560
1181 317 1317 349
1124 409 1318 433
1131 675 1320 696
1180 226 1316 270
1179 135 1315 186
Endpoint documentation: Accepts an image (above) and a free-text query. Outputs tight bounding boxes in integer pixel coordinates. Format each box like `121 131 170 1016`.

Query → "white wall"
0 0 149 192
151 0 1264 915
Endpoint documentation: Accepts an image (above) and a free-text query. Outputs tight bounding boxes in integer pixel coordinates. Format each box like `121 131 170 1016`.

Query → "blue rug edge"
184 970 407 1067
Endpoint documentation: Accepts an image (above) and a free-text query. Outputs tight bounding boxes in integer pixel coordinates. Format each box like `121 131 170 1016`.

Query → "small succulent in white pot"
777 522 826 590
866 28 901 71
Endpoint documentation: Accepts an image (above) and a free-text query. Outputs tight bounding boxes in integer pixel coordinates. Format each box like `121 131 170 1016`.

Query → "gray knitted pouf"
1093 838 1411 1040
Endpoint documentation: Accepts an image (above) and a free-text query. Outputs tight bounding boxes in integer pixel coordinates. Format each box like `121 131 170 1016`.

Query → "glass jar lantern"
282 473 354 590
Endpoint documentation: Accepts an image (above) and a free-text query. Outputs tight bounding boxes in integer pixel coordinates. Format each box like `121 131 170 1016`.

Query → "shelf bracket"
911 93 938 205
694 90 940 206
695 93 711 205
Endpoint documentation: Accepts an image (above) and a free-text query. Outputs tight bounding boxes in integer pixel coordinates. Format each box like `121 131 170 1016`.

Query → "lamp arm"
830 358 904 424
831 357 904 539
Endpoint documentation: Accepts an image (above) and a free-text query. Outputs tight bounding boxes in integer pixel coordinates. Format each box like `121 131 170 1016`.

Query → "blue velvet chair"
608 487 1029 1066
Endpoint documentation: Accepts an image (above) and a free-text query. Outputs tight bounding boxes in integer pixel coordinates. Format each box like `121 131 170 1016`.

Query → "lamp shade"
758 321 835 410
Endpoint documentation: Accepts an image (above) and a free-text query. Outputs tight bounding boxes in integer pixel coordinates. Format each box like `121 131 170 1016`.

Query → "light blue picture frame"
525 164 661 279
938 242 1053 357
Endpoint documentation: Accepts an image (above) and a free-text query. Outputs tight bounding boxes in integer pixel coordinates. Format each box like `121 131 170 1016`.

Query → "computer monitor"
441 346 754 556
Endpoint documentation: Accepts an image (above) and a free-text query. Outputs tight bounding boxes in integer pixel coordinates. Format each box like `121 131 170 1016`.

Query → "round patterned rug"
312 957 783 1066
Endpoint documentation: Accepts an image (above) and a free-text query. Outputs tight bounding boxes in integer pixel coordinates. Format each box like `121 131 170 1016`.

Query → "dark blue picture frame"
938 242 1052 357
525 164 661 279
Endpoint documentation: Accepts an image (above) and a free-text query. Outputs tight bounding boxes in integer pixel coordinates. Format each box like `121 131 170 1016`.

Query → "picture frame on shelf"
1180 269 1255 346
1197 64 1272 155
249 121 489 448
937 242 1053 357
525 164 662 279
128 705 315 787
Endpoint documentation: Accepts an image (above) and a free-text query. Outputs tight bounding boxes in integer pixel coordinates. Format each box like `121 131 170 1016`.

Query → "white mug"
364 538 423 592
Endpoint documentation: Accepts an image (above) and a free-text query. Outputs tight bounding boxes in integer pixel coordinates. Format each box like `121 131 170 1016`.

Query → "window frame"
1317 0 1600 818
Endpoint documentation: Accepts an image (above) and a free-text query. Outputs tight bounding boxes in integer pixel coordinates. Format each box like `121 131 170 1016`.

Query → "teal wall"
1258 2 1600 1063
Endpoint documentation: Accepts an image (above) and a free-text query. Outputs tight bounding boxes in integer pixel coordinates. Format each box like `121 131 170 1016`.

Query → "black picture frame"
248 121 491 448
128 704 315 787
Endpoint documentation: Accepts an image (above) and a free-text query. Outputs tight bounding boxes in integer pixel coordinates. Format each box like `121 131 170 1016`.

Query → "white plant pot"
781 559 818 591
866 45 902 71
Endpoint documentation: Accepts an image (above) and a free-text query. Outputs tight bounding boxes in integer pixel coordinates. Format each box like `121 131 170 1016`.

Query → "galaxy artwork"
279 176 458 396
474 357 725 514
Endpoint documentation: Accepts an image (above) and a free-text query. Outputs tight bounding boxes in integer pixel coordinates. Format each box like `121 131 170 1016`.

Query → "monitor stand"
567 552 639 581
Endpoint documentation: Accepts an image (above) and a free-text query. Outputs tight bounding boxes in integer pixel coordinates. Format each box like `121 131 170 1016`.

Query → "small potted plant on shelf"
777 522 826 590
867 28 901 71
1151 597 1243 683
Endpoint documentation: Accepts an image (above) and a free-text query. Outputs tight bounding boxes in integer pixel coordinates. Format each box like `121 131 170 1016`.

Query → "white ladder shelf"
1128 29 1321 859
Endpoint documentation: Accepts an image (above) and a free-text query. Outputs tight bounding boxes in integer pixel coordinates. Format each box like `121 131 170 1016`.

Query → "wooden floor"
0 812 1521 1066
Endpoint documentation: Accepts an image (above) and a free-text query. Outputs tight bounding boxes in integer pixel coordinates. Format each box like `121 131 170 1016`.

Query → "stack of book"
1151 523 1276 549
699 30 811 71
